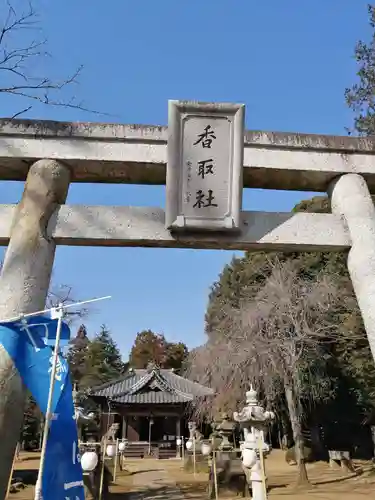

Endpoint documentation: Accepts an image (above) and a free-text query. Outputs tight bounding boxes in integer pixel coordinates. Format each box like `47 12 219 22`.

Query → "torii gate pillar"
0 159 70 499
1 103 375 496
330 173 375 361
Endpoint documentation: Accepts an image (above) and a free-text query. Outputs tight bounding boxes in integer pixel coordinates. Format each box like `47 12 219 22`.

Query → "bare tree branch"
0 0 108 118
186 257 357 485
0 259 88 327
46 283 88 325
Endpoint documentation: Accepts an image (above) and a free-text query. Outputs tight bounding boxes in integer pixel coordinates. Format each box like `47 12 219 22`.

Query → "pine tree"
82 325 125 387
345 4 375 135
66 324 90 387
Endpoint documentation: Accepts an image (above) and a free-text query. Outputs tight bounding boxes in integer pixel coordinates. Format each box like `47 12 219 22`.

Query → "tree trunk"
279 411 292 450
309 421 324 458
277 425 283 450
371 426 375 460
284 383 310 486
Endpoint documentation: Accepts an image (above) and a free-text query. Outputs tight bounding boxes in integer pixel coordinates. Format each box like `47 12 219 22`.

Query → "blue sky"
0 0 370 357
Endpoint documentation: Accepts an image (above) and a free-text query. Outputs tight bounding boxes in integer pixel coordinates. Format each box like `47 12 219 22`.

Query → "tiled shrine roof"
89 364 214 404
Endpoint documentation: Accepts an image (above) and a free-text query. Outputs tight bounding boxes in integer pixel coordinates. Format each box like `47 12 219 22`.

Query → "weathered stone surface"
1 118 375 191
166 100 244 231
0 159 71 500
0 205 351 250
330 174 375 362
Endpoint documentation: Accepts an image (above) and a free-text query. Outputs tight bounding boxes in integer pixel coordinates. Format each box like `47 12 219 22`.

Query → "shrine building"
89 363 214 458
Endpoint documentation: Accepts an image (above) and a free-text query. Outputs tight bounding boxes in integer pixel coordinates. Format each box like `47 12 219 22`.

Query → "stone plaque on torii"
166 100 244 232
1 100 375 496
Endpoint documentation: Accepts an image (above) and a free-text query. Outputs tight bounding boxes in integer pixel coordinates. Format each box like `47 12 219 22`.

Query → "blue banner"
16 313 71 347
0 316 84 500
43 377 84 500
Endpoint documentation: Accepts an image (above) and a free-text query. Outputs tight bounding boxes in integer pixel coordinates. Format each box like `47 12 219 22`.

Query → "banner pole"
99 403 111 500
193 437 196 477
34 304 64 500
0 295 111 324
257 432 267 500
113 439 119 483
212 449 219 500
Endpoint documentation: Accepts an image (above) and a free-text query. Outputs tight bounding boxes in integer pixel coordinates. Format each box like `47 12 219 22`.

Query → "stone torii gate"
0 100 375 496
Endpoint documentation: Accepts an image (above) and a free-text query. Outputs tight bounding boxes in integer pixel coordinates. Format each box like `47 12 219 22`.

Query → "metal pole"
113 439 119 483
99 399 112 500
212 449 219 500
193 437 196 477
148 419 152 456
34 305 63 500
98 438 107 500
1 296 111 323
257 433 267 500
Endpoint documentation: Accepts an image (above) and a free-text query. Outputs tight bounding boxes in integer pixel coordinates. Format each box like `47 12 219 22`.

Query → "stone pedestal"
233 386 275 500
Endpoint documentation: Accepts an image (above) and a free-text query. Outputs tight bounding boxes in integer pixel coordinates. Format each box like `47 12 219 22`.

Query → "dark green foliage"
345 4 375 135
66 324 90 386
165 341 189 371
20 324 126 444
204 194 375 427
80 324 125 388
21 395 41 450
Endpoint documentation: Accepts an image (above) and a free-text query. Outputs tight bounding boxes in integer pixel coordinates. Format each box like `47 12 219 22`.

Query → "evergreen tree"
201 195 375 425
165 341 189 371
82 325 125 387
345 4 375 135
21 395 42 450
66 324 90 387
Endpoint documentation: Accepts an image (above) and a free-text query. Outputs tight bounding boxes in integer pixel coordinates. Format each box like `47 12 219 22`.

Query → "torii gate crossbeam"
0 112 375 498
1 118 375 191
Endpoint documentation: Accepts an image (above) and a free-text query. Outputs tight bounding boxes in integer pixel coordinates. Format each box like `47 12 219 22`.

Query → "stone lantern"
204 413 247 499
216 413 236 453
72 385 96 442
233 386 275 500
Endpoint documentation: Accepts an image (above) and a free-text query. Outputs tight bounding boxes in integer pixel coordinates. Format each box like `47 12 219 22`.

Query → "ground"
9 450 375 499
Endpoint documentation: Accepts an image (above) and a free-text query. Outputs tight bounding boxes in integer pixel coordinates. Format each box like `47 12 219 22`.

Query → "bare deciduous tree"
47 283 88 324
0 256 88 322
0 0 97 117
187 258 353 486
